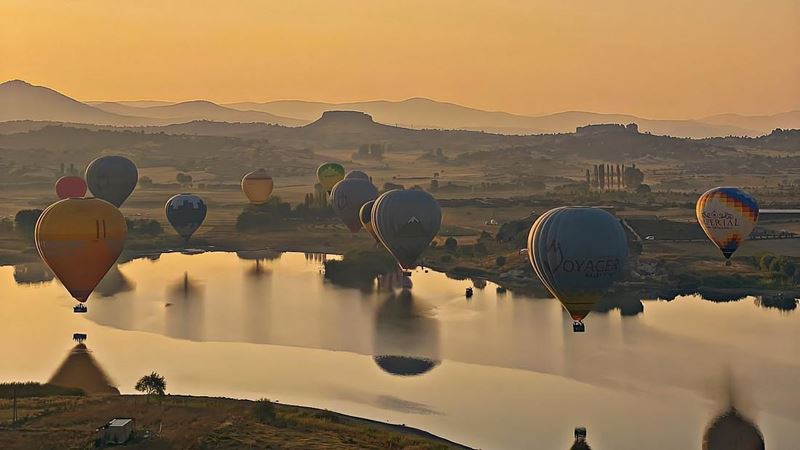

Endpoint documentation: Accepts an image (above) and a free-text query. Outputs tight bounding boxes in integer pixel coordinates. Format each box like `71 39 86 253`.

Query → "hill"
0 80 304 127
92 100 305 127
0 80 153 126
224 98 787 138
0 395 470 449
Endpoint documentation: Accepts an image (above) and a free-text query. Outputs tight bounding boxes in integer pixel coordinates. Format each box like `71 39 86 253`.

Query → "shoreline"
4 244 799 300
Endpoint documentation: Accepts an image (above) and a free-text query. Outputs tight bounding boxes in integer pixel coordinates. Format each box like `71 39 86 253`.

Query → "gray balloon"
329 179 379 232
165 194 207 241
344 170 370 181
527 207 627 323
372 190 442 269
85 156 138 208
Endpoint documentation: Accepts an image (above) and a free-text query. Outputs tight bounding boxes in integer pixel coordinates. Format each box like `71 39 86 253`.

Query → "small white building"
97 418 135 445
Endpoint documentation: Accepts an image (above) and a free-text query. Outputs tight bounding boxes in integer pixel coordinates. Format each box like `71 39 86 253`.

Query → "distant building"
97 418 135 445
575 123 639 135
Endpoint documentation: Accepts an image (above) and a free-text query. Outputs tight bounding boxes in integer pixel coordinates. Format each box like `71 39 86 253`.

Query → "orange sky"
2 0 798 118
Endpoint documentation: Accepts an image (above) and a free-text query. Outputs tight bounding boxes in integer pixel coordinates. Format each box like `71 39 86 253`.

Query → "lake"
1 252 798 449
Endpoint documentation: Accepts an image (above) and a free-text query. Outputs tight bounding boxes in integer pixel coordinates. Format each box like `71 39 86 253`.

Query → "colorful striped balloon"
695 187 759 262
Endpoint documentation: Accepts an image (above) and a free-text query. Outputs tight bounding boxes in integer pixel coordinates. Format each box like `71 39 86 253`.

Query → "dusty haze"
2 0 798 118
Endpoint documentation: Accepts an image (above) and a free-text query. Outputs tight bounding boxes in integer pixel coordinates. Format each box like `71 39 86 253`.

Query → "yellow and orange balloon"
35 198 127 303
696 187 759 264
241 169 274 205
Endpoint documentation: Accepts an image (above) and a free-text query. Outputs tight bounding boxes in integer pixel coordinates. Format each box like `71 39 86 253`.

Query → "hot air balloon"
372 190 442 270
316 162 345 194
330 179 379 232
35 198 127 313
359 200 380 243
345 170 370 181
241 169 274 205
527 207 627 332
85 156 138 207
696 187 759 265
165 194 207 242
55 176 87 199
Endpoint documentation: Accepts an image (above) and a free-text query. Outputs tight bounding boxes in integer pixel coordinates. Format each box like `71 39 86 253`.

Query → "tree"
624 164 645 189
759 254 775 271
429 179 439 191
176 172 193 186
444 237 458 252
252 398 277 423
138 176 153 186
14 209 43 236
134 372 166 402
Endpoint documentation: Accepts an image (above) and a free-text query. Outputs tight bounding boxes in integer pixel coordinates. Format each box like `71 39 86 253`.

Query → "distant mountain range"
2 79 798 138
225 99 800 137
0 80 301 127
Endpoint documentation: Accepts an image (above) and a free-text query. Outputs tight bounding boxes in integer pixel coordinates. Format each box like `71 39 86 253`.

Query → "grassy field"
0 395 469 450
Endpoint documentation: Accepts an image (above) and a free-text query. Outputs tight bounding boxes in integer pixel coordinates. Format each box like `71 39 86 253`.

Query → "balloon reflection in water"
372 290 440 376
237 249 281 278
48 343 119 395
165 272 205 341
94 264 135 297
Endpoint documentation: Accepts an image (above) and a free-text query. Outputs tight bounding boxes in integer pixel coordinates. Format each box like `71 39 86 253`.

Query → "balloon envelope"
527 207 627 323
372 190 442 269
316 162 345 193
330 179 379 232
696 187 758 260
359 200 380 242
35 198 127 302
85 156 138 207
241 169 274 205
345 170 370 181
55 176 87 199
165 194 207 241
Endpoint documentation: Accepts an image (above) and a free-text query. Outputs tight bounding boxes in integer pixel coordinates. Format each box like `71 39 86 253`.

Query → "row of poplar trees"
585 163 644 190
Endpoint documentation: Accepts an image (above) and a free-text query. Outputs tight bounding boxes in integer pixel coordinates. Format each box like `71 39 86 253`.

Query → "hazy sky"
2 0 798 118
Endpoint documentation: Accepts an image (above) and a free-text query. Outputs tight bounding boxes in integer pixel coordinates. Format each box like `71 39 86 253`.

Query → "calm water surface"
1 252 798 450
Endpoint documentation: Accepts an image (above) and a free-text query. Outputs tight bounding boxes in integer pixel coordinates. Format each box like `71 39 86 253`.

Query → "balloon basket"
72 333 87 343
725 260 732 267
572 321 585 333
73 304 88 314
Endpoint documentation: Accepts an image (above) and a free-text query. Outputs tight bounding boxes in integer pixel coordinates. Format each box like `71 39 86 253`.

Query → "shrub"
253 398 277 423
759 254 775 271
444 237 458 251
496 256 507 267
14 209 43 235
441 254 453 263
126 218 163 236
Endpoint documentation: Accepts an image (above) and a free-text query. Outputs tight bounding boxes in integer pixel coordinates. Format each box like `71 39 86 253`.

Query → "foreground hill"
0 394 469 449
